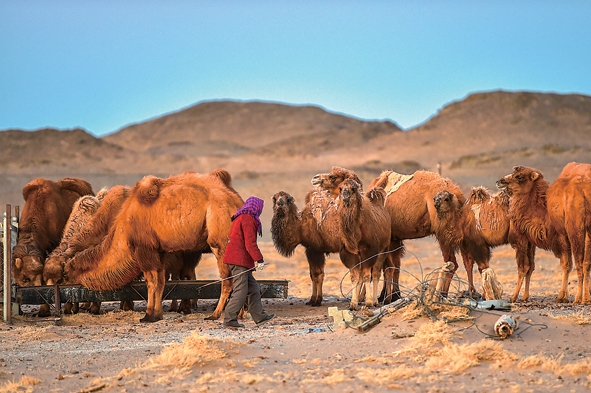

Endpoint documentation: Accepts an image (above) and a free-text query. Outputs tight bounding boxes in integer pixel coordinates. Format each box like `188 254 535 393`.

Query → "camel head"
272 191 297 218
338 179 362 208
12 243 44 286
433 190 460 218
311 167 363 196
43 254 68 285
496 166 544 197
271 191 302 258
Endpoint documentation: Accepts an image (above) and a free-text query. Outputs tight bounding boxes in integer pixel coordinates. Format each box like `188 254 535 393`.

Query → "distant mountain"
1 90 590 219
103 101 402 158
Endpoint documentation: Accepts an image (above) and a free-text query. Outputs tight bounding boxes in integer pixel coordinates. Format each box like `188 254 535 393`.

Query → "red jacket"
223 214 263 269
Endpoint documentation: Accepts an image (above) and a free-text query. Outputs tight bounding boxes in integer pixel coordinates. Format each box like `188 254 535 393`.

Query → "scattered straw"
142 330 234 371
0 376 42 393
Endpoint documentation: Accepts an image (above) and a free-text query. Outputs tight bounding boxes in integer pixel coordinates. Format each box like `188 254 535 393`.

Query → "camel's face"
433 190 456 215
496 166 541 196
311 167 361 192
272 191 295 215
13 252 44 287
339 179 360 206
311 171 344 190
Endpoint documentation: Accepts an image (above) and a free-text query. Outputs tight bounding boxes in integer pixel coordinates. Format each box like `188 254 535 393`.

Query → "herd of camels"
10 162 591 323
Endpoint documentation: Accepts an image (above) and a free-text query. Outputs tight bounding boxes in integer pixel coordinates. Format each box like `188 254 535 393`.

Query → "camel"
369 170 491 297
337 179 391 308
43 193 102 314
432 188 528 301
464 186 535 302
271 166 390 309
497 163 591 304
64 170 244 322
58 184 200 315
271 190 343 307
12 177 94 317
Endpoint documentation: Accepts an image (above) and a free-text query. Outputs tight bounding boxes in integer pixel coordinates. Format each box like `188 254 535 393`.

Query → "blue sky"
1 1 590 137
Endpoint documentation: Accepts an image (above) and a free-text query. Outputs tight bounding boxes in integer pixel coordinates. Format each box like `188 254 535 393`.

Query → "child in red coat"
223 196 275 328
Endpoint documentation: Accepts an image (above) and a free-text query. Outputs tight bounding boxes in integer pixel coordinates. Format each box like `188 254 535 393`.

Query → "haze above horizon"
1 1 590 137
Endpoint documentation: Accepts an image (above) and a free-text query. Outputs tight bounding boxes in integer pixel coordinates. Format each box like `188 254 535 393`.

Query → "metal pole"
3 205 11 324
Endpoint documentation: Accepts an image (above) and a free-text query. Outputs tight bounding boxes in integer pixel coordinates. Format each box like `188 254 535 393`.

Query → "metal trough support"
17 279 289 311
2 204 19 324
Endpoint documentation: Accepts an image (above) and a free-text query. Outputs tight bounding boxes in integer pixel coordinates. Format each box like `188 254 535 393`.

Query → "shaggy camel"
271 166 390 309
369 170 491 296
432 189 528 301
61 184 201 315
64 170 244 322
12 177 94 317
337 179 391 308
43 194 102 314
497 163 591 304
464 186 535 302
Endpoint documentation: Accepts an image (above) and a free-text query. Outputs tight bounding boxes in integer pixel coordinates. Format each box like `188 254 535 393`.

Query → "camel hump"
135 175 163 205
57 177 94 196
467 186 490 205
366 187 386 205
22 178 50 200
209 169 233 188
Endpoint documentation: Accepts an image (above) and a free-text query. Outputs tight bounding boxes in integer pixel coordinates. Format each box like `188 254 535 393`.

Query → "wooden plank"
17 280 289 305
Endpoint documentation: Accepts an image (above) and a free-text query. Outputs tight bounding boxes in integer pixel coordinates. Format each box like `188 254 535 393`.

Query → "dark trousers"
223 264 266 324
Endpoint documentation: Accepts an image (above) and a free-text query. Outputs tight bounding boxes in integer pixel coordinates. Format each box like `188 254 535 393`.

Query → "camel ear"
531 172 540 181
14 257 22 270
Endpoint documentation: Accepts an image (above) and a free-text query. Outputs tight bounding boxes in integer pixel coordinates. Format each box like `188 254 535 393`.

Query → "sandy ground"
1 238 591 393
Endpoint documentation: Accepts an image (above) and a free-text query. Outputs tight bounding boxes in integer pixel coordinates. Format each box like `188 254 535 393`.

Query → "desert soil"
1 238 591 393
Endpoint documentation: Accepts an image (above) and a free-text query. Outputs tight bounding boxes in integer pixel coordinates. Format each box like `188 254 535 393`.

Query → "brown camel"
432 188 527 301
465 186 535 302
337 179 392 308
64 170 244 322
271 166 388 309
63 184 201 315
43 194 102 314
369 170 491 296
497 163 591 304
271 190 343 307
12 177 94 317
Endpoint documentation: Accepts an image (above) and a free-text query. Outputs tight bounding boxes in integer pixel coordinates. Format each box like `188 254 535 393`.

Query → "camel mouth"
310 175 322 187
496 179 508 191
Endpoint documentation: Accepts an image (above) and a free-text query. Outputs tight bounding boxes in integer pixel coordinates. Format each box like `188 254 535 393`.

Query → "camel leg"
569 229 588 305
379 242 403 304
522 243 536 302
556 246 572 303
120 300 134 311
63 301 76 314
206 251 233 320
349 267 361 311
38 303 51 317
305 248 326 306
141 268 166 323
440 245 459 296
89 301 101 315
510 240 529 303
582 235 591 304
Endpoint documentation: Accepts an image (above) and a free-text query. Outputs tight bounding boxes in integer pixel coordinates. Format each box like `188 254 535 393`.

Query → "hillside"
1 90 591 237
